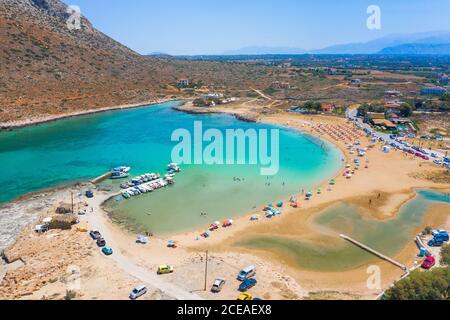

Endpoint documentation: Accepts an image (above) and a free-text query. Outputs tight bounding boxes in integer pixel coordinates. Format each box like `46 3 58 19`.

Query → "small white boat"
112 166 131 173
111 171 130 180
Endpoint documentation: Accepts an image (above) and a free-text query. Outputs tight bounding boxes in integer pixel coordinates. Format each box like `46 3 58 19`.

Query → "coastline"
0 98 185 132
1 99 449 300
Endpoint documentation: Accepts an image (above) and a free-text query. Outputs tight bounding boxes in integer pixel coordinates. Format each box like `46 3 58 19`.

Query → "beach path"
87 195 203 300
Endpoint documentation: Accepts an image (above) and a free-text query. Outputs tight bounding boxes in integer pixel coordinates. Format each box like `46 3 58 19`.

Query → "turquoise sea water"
0 101 343 234
236 190 450 271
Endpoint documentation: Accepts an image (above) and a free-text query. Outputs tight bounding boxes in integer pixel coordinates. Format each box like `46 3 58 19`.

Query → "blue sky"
64 0 450 55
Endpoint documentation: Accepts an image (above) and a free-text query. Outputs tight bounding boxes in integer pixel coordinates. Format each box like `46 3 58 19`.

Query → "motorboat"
112 166 131 173
111 170 129 180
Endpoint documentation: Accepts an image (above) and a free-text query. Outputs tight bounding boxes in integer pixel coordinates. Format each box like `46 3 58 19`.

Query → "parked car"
237 292 253 301
89 229 102 240
96 238 106 247
421 256 435 270
102 246 113 256
432 230 449 241
428 238 444 247
211 278 226 293
239 278 258 292
129 285 147 300
34 224 49 233
157 265 174 275
237 265 256 281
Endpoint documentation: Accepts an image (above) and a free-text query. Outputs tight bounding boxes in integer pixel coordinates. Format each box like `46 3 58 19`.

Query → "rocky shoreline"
0 98 182 132
172 104 259 123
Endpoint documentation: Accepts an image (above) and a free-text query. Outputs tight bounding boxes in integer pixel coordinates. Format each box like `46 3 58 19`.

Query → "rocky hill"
0 0 185 123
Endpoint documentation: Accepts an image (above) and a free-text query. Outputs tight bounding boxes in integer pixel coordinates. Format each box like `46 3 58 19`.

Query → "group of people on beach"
312 123 362 143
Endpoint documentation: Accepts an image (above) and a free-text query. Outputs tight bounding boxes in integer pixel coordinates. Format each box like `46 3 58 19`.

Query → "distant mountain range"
222 31 450 55
222 46 307 55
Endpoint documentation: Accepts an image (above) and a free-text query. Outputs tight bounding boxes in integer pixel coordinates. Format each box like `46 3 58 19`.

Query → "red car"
421 256 435 270
421 155 430 160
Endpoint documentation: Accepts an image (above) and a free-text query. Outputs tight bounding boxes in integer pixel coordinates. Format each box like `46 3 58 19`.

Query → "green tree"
383 268 450 300
357 103 370 117
302 101 322 113
439 93 450 101
399 103 413 117
441 244 450 266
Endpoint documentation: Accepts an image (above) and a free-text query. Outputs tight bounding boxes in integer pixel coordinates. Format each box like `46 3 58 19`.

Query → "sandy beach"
1 100 449 300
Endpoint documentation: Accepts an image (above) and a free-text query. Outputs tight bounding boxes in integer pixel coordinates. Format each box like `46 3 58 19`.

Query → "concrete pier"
91 172 112 184
340 234 408 271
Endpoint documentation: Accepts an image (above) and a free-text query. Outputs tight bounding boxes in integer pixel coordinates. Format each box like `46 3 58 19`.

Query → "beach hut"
250 215 260 221
291 202 298 208
317 188 322 194
330 179 336 185
383 146 390 153
277 201 284 208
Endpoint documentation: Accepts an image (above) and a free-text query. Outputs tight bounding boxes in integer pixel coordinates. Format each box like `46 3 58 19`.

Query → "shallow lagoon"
236 190 450 271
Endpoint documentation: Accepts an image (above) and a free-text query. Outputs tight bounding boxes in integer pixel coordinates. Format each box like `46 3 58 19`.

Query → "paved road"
346 109 448 163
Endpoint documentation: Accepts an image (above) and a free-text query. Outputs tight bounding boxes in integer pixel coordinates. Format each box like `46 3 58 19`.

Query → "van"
129 285 147 300
237 265 256 281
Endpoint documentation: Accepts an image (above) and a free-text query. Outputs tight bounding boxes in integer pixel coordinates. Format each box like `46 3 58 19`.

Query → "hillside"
0 0 184 124
379 43 450 55
0 0 281 125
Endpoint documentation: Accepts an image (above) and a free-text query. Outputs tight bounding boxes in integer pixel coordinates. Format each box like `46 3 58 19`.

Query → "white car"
129 285 147 300
211 278 226 293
